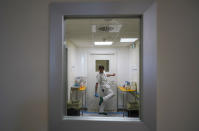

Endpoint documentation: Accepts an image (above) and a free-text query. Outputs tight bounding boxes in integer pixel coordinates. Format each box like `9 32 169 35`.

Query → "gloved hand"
94 93 99 97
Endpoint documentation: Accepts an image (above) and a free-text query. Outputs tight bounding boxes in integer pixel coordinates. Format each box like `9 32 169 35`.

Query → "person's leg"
99 88 114 115
99 102 105 113
103 88 114 102
99 88 105 113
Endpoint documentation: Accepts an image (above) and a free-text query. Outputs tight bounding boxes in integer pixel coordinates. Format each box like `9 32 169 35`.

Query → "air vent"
97 25 114 32
92 24 122 33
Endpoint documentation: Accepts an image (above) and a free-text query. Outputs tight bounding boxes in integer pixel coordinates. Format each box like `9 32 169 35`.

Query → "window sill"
63 116 140 122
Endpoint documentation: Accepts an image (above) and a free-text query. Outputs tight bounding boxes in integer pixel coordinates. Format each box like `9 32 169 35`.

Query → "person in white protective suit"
94 65 116 115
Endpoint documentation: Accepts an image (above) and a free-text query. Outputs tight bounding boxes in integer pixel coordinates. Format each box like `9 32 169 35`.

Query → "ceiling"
65 18 140 47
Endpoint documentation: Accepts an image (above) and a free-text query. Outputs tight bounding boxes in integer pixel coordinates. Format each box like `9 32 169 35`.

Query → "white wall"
116 47 129 84
67 40 77 101
75 46 135 86
129 40 140 92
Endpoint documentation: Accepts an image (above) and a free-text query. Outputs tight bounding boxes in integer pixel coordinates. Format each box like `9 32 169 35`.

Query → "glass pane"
96 60 109 72
64 17 141 119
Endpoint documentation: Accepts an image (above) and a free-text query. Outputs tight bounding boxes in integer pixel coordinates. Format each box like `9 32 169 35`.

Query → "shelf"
118 86 136 92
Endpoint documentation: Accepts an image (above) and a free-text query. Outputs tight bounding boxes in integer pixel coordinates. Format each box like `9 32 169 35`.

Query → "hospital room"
64 18 140 118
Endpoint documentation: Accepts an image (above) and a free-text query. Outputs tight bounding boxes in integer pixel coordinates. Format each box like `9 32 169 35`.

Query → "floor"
81 111 128 117
64 111 140 121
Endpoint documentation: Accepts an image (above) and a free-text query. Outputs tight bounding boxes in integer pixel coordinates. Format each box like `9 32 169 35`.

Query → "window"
49 2 157 131
64 18 141 119
96 60 109 72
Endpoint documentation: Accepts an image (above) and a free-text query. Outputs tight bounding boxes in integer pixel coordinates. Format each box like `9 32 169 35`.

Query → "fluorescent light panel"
94 41 113 46
120 38 138 42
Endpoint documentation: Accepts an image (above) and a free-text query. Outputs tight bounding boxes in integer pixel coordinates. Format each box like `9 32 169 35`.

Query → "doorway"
87 54 117 112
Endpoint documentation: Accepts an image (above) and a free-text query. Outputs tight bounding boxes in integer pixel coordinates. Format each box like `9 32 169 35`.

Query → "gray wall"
0 0 199 131
143 3 157 131
157 0 199 131
0 0 49 131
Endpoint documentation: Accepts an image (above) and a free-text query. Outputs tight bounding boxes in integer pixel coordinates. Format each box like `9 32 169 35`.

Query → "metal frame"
49 2 156 131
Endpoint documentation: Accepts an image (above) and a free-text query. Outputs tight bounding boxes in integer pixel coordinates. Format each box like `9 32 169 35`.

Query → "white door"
87 54 117 112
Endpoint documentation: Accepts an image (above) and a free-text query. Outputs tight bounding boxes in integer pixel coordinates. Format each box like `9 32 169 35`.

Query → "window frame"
49 2 157 131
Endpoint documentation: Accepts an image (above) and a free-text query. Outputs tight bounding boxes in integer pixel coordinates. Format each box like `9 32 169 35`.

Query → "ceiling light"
94 41 113 46
120 38 138 42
